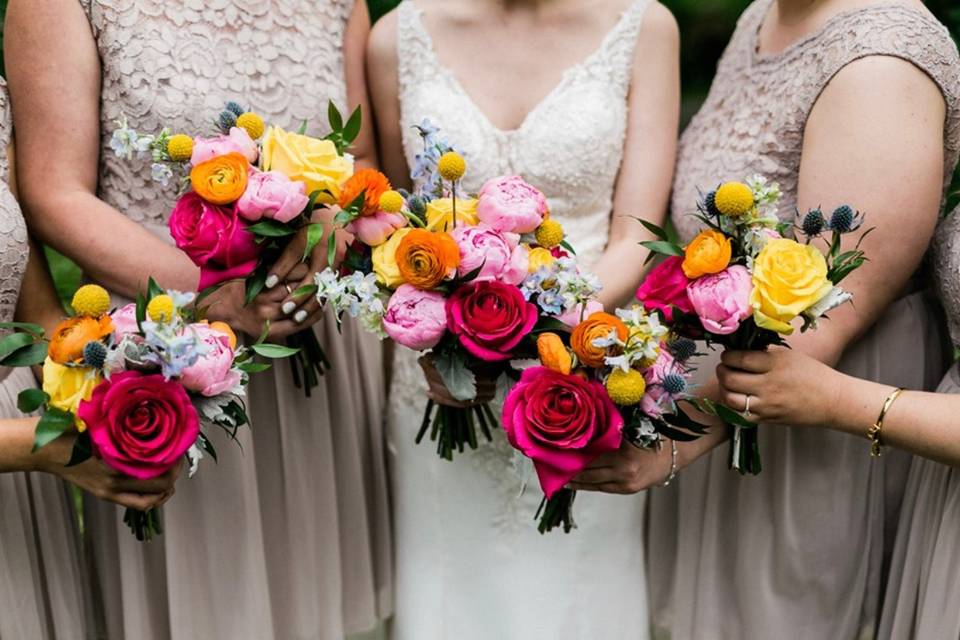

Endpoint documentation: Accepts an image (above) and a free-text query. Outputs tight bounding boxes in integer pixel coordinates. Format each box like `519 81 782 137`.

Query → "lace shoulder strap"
583 0 654 94
0 78 10 183
396 1 442 95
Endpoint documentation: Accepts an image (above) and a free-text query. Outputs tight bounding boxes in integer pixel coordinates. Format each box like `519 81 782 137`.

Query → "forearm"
593 239 654 309
0 418 50 473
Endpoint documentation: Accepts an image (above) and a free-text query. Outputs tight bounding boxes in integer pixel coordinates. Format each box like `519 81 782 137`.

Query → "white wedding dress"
388 1 653 638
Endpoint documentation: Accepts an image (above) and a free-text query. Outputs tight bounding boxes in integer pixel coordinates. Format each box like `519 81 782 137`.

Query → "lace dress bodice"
934 208 960 347
670 0 960 242
79 0 353 230
0 80 30 332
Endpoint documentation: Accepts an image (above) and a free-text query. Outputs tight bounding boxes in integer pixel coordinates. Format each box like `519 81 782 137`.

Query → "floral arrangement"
113 101 366 396
636 176 869 474
6 282 293 540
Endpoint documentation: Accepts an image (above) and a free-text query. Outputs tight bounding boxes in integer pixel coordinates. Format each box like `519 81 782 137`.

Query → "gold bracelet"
867 388 903 457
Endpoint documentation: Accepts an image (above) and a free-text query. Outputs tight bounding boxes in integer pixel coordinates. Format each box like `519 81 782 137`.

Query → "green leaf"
65 431 93 467
292 284 318 299
326 231 338 269
247 219 297 238
342 106 362 145
695 398 757 428
194 285 220 310
0 322 46 337
238 361 272 374
32 408 74 452
640 240 684 258
302 223 326 262
328 101 344 132
433 351 477 402
135 292 147 332
344 189 367 217
2 343 50 367
531 317 572 334
632 217 672 242
305 190 325 214
244 267 268 306
251 343 300 359
297 119 308 135
18 389 49 413
256 320 271 346
559 240 577 255
0 332 38 362
147 277 164 300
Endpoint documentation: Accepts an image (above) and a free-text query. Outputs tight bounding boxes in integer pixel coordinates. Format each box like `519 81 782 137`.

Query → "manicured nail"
265 274 279 289
293 310 308 324
282 301 297 315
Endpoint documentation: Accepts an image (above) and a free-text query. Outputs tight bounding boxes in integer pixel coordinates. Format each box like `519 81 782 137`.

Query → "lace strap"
396 1 441 96
586 0 654 93
0 79 9 183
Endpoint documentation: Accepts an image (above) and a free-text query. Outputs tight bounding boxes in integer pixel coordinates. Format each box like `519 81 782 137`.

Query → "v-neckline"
408 1 639 136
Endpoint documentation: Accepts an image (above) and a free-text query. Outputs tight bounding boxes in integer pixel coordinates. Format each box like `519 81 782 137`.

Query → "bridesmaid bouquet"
314 124 601 460
114 100 364 396
5 282 293 540
635 176 870 474
502 307 707 534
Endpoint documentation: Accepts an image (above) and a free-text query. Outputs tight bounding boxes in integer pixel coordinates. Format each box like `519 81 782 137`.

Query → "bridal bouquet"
5 282 292 540
314 123 600 460
635 176 870 474
502 307 707 534
113 100 365 395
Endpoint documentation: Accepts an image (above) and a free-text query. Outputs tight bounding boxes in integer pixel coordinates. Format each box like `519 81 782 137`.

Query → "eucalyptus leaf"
433 351 477 402
32 408 74 452
2 343 50 368
17 389 49 414
251 343 300 359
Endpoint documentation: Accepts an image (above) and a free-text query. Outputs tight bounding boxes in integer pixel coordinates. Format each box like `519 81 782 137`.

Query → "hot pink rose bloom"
636 256 693 321
383 285 447 351
555 300 604 328
347 210 408 246
502 366 623 498
687 265 752 335
236 170 309 224
169 192 263 290
179 324 242 397
78 370 200 480
446 281 539 361
476 175 548 233
110 303 140 338
451 224 529 285
191 127 258 165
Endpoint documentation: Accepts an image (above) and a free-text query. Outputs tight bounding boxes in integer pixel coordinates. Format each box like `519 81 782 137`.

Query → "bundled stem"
536 489 577 534
124 507 162 542
415 399 497 461
286 329 330 396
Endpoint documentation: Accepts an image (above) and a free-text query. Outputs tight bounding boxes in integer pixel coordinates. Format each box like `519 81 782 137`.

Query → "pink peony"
236 170 309 224
110 303 140 338
446 281 539 361
451 224 529 285
179 324 242 397
641 349 678 419
636 256 694 322
347 210 408 246
191 127 258 165
476 175 548 233
383 285 448 351
641 386 669 419
502 366 624 498
687 265 752 335
555 300 605 328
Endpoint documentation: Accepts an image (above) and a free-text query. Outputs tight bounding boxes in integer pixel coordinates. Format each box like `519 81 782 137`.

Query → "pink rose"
555 300 604 328
347 210 408 246
476 175 548 233
78 370 200 480
236 170 309 224
451 224 529 285
687 265 752 335
179 324 242 397
446 281 539 362
191 127 258 165
169 191 263 290
502 366 623 498
636 256 693 322
383 284 448 350
110 303 140 338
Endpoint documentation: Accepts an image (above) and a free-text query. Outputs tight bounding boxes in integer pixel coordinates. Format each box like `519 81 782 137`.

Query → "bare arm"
345 0 379 171
366 10 411 190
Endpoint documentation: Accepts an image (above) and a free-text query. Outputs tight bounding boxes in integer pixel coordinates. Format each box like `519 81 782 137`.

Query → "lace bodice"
0 79 30 331
79 0 353 229
671 0 960 242
934 207 960 346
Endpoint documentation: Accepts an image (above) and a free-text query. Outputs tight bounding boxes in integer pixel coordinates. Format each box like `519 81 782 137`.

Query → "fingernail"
294 310 308 324
282 301 297 315
265 274 279 289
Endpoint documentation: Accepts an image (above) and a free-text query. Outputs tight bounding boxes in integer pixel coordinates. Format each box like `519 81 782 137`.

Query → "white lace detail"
389 0 651 505
934 207 960 347
0 79 30 335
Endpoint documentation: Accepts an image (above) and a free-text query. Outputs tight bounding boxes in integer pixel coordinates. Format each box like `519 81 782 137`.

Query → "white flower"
186 441 205 478
110 116 154 160
151 162 174 186
803 286 853 325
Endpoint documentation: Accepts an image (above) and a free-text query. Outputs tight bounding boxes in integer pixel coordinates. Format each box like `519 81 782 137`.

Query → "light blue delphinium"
110 116 154 160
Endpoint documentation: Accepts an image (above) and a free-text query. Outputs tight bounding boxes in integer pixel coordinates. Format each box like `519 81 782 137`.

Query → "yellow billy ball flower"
379 190 404 214
714 182 755 217
535 219 564 249
437 152 466 182
146 294 176 323
605 368 647 406
527 247 556 272
167 134 195 162
71 285 111 317
236 112 266 140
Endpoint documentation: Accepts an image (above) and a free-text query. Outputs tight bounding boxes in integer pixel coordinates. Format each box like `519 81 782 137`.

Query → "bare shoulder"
367 8 399 65
640 1 680 41
821 55 946 116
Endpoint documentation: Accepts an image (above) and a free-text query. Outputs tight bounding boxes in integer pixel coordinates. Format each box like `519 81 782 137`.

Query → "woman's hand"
418 355 498 408
716 348 843 428
567 440 675 494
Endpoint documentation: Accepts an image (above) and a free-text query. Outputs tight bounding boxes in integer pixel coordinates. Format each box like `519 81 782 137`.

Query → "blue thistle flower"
407 195 427 218
218 110 238 133
829 205 859 233
83 341 108 369
663 373 687 395
801 208 826 237
667 337 697 362
703 190 721 217
224 101 245 116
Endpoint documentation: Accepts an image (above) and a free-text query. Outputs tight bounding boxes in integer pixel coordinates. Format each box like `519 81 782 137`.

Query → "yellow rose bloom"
261 126 354 203
750 238 833 335
372 227 412 288
42 357 101 431
682 229 732 278
425 197 479 232
527 247 556 272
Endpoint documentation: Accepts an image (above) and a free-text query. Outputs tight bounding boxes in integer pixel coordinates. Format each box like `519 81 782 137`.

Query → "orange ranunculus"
570 312 628 369
682 229 732 279
339 168 392 216
395 228 460 290
537 333 572 375
48 315 114 364
190 152 250 205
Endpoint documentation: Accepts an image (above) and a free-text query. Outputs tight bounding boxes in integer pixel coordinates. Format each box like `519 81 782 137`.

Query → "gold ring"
743 394 752 420
284 283 293 295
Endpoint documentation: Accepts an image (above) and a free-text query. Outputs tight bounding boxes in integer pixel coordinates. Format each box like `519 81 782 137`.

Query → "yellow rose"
260 126 354 203
372 227 412 288
527 247 556 272
425 197 479 232
750 238 833 335
42 357 101 431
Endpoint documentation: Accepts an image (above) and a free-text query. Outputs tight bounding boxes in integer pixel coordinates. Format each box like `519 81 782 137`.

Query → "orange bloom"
190 152 249 205
570 312 628 368
682 229 732 279
339 168 392 217
537 333 572 375
48 316 114 365
395 229 460 290
208 321 238 349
